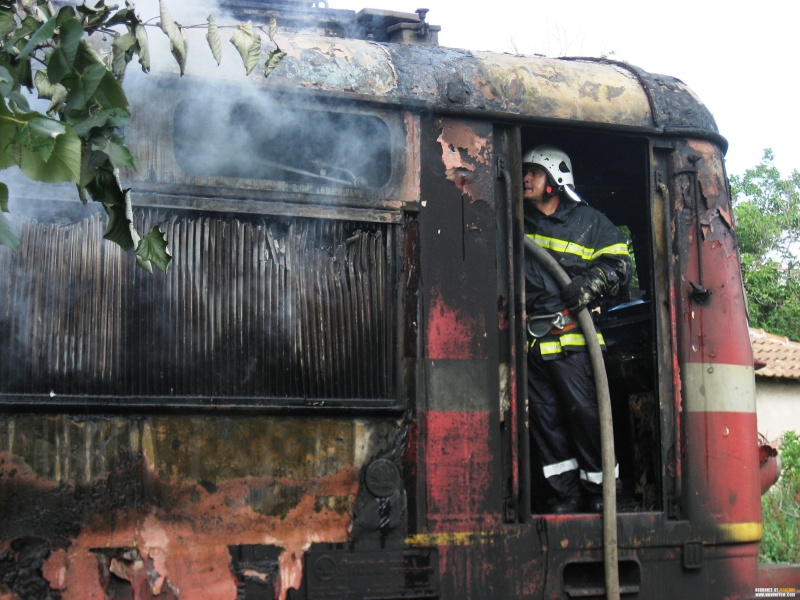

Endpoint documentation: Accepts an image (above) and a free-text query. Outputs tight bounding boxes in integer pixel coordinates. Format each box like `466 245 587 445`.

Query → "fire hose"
524 236 621 600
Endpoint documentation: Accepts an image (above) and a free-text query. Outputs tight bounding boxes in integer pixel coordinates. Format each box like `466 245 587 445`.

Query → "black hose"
524 236 620 600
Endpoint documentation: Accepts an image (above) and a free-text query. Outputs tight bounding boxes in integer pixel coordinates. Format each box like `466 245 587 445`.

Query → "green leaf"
104 7 134 28
34 68 67 109
75 0 114 32
0 180 7 211
268 17 277 42
0 65 13 97
17 15 56 61
6 15 41 50
94 69 129 112
34 70 68 112
16 51 32 89
102 201 134 251
6 90 29 111
170 25 188 76
0 209 19 251
158 0 179 41
0 108 78 177
83 156 124 205
54 4 77 25
206 15 221 65
135 225 171 273
263 49 285 78
135 23 149 73
91 131 135 169
12 114 58 162
63 61 107 111
0 6 16 40
159 0 187 75
47 47 71 84
22 1 49 24
0 104 16 170
230 21 261 75
111 31 137 80
69 106 129 137
51 15 83 75
16 120 80 182
76 37 106 67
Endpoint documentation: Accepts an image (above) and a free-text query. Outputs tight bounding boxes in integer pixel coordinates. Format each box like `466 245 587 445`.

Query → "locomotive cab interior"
519 127 660 514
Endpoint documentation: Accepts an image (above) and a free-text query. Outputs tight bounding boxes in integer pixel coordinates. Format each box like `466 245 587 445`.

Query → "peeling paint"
436 120 493 204
0 415 402 600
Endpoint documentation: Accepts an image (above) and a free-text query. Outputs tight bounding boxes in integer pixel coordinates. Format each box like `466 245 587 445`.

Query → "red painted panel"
674 143 754 369
758 564 800 589
425 293 487 360
684 411 761 524
422 411 500 531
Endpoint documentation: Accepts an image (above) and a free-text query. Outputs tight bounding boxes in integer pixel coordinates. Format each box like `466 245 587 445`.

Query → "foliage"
0 0 285 272
760 430 800 564
731 150 800 340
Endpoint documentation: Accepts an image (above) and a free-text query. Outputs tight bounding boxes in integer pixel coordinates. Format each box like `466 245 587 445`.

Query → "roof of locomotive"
217 3 722 147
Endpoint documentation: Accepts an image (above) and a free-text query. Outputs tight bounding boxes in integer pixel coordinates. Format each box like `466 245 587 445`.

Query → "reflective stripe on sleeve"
526 234 629 261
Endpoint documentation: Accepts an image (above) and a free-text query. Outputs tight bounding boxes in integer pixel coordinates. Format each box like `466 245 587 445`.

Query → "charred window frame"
120 78 419 212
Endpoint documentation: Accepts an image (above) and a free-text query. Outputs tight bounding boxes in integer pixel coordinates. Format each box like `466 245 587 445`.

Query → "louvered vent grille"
0 209 396 402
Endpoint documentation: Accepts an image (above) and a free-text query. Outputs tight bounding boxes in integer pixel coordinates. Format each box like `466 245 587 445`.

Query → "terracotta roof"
750 328 800 380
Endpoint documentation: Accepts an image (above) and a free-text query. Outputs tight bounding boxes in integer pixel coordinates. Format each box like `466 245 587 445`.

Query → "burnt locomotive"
1 2 795 598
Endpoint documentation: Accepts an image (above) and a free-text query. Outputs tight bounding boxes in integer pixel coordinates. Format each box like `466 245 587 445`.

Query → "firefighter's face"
523 165 549 204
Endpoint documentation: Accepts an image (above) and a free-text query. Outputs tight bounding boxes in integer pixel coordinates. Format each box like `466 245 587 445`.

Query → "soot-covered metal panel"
255 32 721 138
0 209 396 407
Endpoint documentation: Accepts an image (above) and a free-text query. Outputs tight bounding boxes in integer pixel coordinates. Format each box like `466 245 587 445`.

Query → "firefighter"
523 145 631 513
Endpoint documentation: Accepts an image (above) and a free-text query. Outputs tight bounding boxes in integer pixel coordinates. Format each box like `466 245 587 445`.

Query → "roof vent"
217 2 440 44
356 8 440 45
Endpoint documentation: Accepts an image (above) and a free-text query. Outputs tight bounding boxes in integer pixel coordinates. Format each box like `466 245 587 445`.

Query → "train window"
173 97 393 189
521 128 659 513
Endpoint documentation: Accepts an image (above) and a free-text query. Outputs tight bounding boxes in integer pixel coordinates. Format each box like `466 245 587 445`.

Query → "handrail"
498 158 530 523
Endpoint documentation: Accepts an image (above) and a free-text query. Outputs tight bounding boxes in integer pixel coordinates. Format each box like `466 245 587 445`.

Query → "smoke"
118 1 393 190
1 1 398 401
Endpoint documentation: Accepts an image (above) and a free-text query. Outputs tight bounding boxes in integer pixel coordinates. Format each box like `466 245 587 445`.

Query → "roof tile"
750 328 800 380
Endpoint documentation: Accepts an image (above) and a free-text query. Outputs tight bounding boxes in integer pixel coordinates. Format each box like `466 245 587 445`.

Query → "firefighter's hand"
560 275 592 312
561 268 607 312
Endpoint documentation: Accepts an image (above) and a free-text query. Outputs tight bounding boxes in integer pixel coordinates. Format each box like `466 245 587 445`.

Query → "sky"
323 0 800 178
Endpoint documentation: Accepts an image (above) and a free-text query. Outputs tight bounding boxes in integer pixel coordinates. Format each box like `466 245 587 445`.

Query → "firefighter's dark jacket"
525 197 631 359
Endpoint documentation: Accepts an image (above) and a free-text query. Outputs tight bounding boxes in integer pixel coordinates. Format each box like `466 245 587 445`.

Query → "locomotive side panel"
411 115 505 596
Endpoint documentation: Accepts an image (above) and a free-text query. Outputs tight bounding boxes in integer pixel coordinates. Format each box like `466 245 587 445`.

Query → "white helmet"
522 145 583 202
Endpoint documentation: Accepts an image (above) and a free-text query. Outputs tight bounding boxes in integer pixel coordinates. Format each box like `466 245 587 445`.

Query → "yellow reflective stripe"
538 333 605 355
527 234 593 261
526 234 630 262
539 340 563 355
591 242 630 260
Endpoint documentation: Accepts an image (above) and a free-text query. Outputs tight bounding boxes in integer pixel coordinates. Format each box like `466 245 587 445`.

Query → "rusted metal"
0 2 783 598
0 415 401 598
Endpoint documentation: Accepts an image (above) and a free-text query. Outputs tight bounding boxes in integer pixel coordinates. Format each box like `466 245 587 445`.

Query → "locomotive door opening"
507 126 662 515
